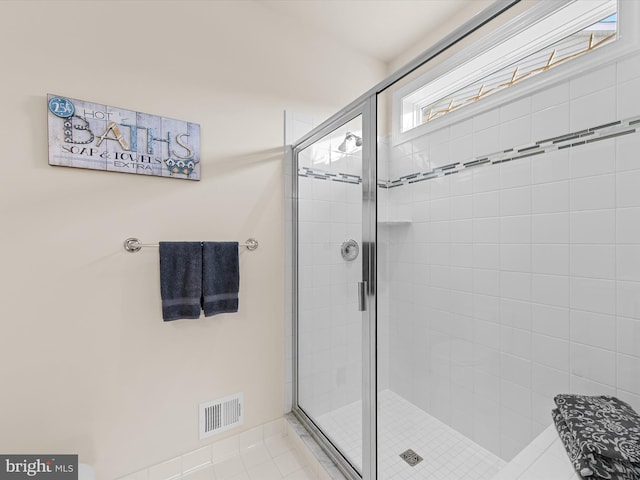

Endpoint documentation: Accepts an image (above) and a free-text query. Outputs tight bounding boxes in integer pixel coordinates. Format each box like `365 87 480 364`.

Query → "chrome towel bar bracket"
123 237 259 253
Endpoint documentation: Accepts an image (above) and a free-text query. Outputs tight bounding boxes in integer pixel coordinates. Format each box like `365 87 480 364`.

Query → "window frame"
391 0 640 146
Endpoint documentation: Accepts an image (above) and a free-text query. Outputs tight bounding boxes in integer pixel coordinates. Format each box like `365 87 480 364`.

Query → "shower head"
338 132 363 153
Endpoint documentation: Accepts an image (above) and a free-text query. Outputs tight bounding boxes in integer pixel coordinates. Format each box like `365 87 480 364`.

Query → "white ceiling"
258 0 493 65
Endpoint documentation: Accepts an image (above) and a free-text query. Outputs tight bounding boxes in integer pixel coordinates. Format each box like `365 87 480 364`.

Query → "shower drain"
399 449 423 467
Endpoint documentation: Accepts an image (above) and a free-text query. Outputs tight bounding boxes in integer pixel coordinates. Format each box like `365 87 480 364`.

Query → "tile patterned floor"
316 390 506 480
180 434 317 480
128 390 507 480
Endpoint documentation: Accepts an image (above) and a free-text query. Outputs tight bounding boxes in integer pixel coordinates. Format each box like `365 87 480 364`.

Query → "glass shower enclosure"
290 0 636 479
292 100 377 479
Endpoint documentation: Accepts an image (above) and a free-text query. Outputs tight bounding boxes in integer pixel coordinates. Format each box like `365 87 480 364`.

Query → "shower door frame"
291 97 378 480
289 3 523 478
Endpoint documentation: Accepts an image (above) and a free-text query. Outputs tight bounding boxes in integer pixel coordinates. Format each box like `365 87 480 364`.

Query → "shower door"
293 100 377 480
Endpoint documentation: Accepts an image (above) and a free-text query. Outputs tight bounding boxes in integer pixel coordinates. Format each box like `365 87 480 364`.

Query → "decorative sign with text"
47 94 200 180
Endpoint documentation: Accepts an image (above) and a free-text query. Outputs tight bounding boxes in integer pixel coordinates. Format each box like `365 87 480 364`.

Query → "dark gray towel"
159 242 203 321
202 242 239 316
553 394 640 480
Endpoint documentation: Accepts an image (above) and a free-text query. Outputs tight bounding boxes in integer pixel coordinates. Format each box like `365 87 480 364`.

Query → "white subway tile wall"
379 50 640 462
297 147 363 422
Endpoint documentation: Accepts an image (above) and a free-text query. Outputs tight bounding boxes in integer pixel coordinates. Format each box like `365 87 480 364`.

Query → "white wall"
386 0 495 74
381 49 640 461
0 2 385 479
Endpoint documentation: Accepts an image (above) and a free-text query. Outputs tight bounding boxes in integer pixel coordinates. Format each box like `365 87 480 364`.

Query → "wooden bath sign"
47 94 201 180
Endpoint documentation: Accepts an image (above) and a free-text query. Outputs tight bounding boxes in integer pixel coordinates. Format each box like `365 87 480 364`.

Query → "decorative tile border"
298 114 640 189
298 167 362 185
384 114 640 188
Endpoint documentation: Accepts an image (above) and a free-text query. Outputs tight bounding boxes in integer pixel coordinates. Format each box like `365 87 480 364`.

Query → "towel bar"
124 237 258 253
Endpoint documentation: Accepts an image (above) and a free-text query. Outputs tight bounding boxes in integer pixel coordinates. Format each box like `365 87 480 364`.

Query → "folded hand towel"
553 394 640 480
159 242 203 321
202 242 239 317
553 407 594 478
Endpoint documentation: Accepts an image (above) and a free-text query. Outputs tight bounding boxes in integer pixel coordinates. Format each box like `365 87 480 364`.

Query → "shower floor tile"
316 390 506 480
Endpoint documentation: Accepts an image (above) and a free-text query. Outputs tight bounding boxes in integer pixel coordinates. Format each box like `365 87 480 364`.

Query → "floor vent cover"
399 449 423 467
199 392 243 439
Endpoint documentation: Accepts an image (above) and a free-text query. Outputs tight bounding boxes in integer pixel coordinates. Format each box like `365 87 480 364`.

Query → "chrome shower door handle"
358 281 367 311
